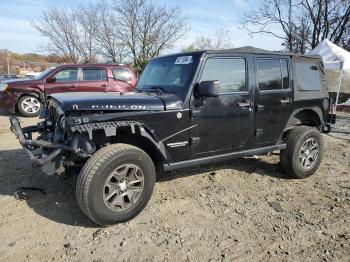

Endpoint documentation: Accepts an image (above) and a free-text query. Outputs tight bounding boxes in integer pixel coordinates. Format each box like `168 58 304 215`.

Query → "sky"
0 0 284 55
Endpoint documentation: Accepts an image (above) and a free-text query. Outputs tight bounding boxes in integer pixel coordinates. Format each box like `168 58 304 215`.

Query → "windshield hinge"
191 110 200 118
190 137 200 145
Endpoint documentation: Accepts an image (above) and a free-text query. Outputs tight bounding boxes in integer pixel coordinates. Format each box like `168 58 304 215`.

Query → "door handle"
280 98 291 105
256 104 264 111
69 85 75 89
102 84 108 87
238 101 251 108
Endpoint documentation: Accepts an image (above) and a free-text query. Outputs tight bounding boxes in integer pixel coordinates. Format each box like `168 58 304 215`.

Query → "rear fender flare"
283 107 324 132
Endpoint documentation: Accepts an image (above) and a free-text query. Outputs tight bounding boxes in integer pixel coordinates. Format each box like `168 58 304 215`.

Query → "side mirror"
46 77 56 84
197 80 220 97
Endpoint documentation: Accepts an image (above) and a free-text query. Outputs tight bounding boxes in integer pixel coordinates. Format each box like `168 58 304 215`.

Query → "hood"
49 92 183 112
6 78 42 87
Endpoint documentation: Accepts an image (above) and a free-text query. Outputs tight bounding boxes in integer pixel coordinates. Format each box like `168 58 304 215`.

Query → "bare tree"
32 7 82 63
184 28 234 51
242 0 296 51
83 1 126 63
301 0 350 49
242 0 350 53
341 30 350 51
76 5 99 63
32 0 188 65
114 0 188 71
33 6 99 63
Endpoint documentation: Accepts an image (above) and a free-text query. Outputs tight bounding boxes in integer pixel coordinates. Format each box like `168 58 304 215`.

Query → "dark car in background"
0 64 137 117
0 74 19 82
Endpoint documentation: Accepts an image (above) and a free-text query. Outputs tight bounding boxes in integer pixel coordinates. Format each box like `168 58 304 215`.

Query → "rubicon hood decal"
49 92 183 112
91 104 147 110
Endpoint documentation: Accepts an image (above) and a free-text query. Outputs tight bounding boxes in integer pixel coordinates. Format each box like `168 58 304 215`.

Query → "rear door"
44 67 79 96
79 67 109 92
255 57 293 145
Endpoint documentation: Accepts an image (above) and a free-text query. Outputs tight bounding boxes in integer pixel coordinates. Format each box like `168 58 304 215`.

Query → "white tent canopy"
309 40 350 111
309 39 350 71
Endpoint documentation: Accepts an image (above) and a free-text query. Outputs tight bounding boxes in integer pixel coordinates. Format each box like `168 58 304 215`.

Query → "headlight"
0 84 8 92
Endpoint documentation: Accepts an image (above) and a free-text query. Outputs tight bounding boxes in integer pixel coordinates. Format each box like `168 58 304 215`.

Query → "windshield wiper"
136 86 179 95
149 86 164 95
110 77 134 89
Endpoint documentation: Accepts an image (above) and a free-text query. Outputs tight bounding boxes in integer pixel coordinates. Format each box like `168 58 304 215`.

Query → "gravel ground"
0 115 349 262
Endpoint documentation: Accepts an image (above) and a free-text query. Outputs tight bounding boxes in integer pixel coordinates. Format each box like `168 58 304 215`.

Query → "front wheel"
17 95 43 117
280 126 324 179
76 144 156 225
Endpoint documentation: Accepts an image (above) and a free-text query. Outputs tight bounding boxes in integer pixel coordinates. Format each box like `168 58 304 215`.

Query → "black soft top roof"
160 46 322 60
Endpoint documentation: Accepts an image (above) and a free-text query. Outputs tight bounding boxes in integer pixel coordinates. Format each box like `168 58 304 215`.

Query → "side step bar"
163 144 286 171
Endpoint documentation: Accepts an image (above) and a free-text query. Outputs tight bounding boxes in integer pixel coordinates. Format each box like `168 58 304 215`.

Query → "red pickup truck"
0 64 137 117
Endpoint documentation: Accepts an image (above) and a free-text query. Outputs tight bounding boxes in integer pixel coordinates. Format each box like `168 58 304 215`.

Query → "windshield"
136 54 200 92
34 67 57 80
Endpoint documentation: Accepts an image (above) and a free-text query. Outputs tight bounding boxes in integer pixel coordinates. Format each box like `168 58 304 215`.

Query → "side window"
112 68 132 82
295 62 321 91
54 68 78 82
82 68 107 81
257 58 290 91
201 58 246 93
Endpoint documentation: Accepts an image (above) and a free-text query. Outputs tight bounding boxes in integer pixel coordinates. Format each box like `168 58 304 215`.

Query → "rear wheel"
17 95 42 117
280 126 324 179
76 144 156 225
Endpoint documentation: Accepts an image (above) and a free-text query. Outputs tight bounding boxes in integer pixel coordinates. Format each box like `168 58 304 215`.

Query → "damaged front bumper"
9 116 72 175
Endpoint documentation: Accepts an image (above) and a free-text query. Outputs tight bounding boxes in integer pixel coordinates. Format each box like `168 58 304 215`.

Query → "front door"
190 56 254 157
255 57 293 145
45 67 79 96
78 67 109 92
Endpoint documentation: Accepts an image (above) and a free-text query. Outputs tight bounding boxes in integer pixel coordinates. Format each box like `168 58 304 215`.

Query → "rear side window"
201 57 246 93
54 68 78 82
112 68 132 82
257 58 289 91
82 68 107 81
295 62 321 91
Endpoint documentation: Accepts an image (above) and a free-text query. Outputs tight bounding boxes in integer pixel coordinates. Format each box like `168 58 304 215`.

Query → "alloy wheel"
299 138 319 170
103 164 144 211
21 97 41 114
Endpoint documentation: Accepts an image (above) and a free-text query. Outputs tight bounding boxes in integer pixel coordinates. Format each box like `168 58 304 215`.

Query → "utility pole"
7 57 10 74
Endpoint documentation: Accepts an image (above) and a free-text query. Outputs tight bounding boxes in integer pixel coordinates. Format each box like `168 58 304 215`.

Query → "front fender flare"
69 121 171 162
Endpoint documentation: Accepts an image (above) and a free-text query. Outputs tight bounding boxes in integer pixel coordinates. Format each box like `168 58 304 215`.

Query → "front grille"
47 99 63 124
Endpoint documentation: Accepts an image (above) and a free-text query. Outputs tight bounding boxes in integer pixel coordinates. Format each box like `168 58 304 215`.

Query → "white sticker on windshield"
175 56 193 65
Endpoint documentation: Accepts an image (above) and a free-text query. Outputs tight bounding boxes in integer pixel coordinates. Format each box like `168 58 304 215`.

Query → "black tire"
280 126 324 179
17 95 43 117
76 144 156 225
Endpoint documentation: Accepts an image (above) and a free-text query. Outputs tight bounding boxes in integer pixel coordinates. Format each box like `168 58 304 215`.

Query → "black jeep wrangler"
10 47 332 225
